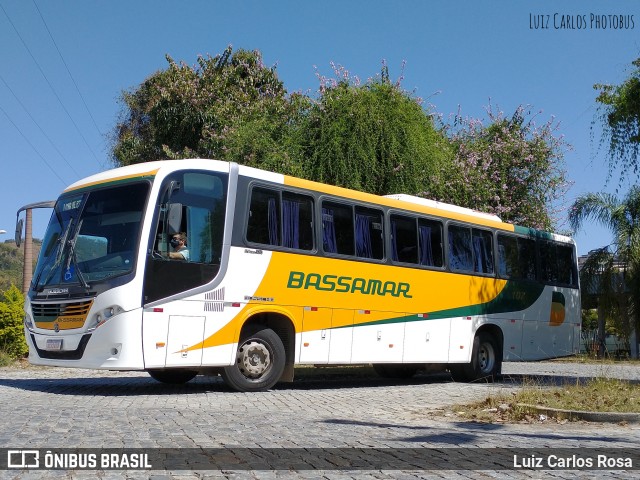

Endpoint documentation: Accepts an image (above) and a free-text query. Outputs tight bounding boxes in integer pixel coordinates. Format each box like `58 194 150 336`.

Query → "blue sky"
1 0 639 255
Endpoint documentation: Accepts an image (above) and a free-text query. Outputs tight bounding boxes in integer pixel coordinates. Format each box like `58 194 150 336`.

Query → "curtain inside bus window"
355 214 373 258
449 226 473 271
322 208 337 253
472 230 494 274
282 199 300 249
498 244 508 276
472 236 485 273
391 219 398 261
419 219 443 267
267 197 279 245
418 225 433 266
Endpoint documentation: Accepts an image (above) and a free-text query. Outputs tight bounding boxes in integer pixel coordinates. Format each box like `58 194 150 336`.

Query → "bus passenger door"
299 307 331 364
142 170 227 369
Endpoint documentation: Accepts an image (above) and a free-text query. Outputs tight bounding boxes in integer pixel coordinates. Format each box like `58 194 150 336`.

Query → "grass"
550 354 640 364
0 350 17 367
452 377 640 423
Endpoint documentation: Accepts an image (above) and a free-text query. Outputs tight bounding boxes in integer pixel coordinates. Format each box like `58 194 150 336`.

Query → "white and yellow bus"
20 159 580 391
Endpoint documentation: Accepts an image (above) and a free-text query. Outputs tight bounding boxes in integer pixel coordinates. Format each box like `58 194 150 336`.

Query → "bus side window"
448 225 473 272
355 206 384 260
145 171 228 303
497 234 518 278
418 218 443 267
518 238 537 280
390 214 418 264
556 244 576 286
282 192 314 250
248 188 280 246
247 187 314 250
472 228 494 274
539 241 559 283
322 202 354 256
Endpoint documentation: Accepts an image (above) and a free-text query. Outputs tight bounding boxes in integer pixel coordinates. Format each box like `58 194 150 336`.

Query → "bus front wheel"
222 327 285 392
450 332 501 382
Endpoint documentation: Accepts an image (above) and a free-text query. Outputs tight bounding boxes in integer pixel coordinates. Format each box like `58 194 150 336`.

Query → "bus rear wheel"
450 332 501 382
147 368 198 384
221 327 285 392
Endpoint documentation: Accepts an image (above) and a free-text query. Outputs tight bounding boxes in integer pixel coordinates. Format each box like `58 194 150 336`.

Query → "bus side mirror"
15 218 23 247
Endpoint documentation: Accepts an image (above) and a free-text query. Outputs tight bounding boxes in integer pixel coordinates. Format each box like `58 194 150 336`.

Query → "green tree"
569 187 640 358
594 57 640 184
112 46 306 175
110 48 569 232
426 106 569 230
299 63 451 196
0 284 27 358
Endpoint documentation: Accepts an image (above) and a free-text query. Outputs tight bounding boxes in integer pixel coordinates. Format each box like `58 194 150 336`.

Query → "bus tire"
450 332 501 382
373 364 418 379
147 369 198 384
222 327 285 392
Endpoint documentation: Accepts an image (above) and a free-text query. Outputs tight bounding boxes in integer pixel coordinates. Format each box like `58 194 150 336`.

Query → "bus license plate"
45 339 63 350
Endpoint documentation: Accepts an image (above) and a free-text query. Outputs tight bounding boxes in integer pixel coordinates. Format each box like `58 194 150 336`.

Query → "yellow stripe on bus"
64 169 160 192
283 175 514 231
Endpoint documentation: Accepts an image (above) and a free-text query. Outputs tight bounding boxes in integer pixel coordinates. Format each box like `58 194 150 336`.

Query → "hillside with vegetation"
0 240 40 293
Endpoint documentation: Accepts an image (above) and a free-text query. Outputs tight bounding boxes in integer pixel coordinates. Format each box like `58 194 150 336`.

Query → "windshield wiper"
65 219 90 289
35 218 74 291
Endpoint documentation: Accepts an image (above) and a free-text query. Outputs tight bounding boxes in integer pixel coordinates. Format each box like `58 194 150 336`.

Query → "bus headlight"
87 306 123 332
24 313 35 332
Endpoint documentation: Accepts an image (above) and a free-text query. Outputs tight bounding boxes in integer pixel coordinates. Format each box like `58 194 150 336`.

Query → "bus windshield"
33 182 150 292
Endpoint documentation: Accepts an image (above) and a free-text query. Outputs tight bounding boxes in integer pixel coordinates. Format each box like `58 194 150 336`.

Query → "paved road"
0 361 639 479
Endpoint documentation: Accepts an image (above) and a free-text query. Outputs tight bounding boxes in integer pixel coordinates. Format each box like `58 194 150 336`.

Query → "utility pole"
22 208 33 295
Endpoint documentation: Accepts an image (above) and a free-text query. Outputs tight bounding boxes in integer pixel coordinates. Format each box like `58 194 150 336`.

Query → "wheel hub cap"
238 340 271 378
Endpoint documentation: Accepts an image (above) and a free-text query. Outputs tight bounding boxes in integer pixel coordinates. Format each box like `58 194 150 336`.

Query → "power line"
0 74 81 177
32 0 103 139
0 102 68 186
0 2 101 166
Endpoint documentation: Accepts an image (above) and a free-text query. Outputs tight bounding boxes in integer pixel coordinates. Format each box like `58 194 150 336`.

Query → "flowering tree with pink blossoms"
424 106 570 231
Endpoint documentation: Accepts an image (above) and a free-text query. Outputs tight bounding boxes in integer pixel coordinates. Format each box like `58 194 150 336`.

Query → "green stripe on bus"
342 280 545 329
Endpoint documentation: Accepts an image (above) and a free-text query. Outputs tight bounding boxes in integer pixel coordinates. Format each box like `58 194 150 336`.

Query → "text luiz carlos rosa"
513 453 633 469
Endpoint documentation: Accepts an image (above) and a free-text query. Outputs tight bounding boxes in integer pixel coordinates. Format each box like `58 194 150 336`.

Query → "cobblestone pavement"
0 361 638 479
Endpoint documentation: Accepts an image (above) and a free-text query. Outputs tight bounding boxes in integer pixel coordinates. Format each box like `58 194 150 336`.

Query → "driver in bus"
167 232 189 261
